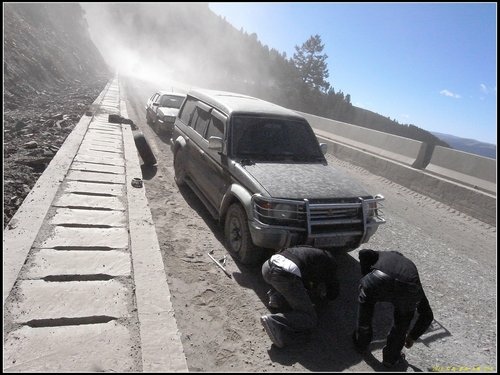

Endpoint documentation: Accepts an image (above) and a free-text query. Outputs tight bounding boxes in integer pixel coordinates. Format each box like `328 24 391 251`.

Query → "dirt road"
121 76 496 372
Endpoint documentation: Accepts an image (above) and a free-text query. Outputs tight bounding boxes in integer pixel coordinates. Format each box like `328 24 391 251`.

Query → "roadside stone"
15 120 27 131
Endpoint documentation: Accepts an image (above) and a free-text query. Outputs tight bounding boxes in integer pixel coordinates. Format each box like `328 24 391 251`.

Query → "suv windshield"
231 115 325 162
160 95 184 109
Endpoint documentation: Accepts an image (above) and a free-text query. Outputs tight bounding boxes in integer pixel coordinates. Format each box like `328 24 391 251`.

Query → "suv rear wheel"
173 149 186 186
224 203 263 265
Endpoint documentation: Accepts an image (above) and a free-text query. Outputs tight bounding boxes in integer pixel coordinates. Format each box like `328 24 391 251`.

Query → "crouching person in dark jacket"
260 246 339 348
352 249 434 368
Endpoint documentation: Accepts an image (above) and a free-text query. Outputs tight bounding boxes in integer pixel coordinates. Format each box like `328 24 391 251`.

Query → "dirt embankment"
3 80 108 227
3 3 110 227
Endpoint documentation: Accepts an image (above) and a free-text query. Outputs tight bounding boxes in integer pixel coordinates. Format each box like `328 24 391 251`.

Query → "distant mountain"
431 132 496 159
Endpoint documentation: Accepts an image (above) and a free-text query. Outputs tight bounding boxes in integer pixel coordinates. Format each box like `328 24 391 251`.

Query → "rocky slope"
3 3 110 227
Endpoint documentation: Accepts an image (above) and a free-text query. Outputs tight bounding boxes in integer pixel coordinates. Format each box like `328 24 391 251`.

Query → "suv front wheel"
224 203 263 265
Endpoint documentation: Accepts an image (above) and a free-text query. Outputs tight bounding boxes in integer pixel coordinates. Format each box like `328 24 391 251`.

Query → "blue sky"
209 3 497 145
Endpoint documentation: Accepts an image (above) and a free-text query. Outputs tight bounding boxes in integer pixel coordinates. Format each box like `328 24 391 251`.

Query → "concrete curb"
121 99 188 372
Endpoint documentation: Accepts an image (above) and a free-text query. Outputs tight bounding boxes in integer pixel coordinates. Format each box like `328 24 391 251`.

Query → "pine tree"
292 34 330 93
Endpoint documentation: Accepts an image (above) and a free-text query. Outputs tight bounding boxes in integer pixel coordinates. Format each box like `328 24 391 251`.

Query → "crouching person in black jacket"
260 246 339 348
352 249 434 368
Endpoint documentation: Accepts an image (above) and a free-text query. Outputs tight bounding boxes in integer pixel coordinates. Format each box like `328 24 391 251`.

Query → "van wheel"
224 203 263 265
173 149 186 186
134 132 157 166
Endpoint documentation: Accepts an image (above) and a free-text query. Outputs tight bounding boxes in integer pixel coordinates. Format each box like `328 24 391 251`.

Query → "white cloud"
480 84 497 96
440 89 461 99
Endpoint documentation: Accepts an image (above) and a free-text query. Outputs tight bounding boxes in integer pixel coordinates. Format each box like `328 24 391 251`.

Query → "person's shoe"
260 315 285 348
352 331 368 354
267 291 282 309
382 352 406 368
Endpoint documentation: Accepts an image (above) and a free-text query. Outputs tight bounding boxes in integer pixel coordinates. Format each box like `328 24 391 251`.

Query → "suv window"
205 115 225 140
193 107 211 136
179 97 197 125
230 116 325 162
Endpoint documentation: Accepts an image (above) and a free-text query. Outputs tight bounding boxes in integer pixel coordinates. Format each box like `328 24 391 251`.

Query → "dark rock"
14 120 27 131
24 140 38 149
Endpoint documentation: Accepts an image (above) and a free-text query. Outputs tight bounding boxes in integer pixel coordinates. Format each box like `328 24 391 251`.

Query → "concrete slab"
10 280 129 323
302 111 427 168
54 193 125 211
78 147 123 156
39 227 128 249
81 136 122 145
84 128 122 134
70 161 125 174
78 145 123 155
86 129 122 137
80 138 122 147
79 142 123 152
26 249 130 279
74 153 125 166
89 120 122 127
86 128 122 136
90 124 118 130
3 322 136 372
50 208 126 226
426 146 496 195
66 170 125 184
64 180 124 196
99 107 120 115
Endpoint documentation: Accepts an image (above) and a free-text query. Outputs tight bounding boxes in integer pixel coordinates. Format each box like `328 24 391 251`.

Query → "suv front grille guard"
252 194 385 243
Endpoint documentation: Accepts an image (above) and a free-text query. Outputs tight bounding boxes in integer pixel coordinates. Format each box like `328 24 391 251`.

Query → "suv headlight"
272 203 297 219
252 195 306 227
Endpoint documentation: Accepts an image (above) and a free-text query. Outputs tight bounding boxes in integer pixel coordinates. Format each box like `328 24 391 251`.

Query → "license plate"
314 236 346 247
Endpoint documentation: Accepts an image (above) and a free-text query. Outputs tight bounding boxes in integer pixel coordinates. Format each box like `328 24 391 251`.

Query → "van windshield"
230 116 325 163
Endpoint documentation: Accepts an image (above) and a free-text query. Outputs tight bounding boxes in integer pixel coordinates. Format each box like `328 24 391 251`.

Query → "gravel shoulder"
122 76 496 373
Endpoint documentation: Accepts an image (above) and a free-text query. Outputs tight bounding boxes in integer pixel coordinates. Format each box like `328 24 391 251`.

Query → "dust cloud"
81 3 279 97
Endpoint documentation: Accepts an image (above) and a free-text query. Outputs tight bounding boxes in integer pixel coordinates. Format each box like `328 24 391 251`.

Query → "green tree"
292 34 330 93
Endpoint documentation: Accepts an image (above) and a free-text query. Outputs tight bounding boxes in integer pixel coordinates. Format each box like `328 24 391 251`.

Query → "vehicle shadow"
147 124 172 145
156 131 172 144
175 183 442 372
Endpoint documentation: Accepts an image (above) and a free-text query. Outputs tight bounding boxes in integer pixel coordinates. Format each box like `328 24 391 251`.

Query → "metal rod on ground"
207 253 232 278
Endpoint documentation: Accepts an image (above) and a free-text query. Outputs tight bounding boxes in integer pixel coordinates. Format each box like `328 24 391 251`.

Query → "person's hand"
404 336 414 348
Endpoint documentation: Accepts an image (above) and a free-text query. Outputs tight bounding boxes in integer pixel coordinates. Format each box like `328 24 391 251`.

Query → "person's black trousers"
355 270 420 363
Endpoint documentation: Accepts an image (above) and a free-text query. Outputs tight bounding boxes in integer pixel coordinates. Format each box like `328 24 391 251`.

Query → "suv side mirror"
208 136 223 151
320 143 328 155
152 103 159 107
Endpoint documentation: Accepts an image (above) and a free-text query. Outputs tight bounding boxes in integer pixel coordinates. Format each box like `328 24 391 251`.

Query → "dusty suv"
171 89 385 265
